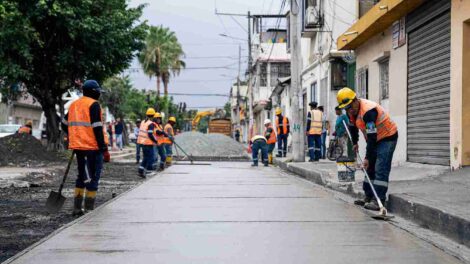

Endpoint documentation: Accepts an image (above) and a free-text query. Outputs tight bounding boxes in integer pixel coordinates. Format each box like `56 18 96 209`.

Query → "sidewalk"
274 156 470 248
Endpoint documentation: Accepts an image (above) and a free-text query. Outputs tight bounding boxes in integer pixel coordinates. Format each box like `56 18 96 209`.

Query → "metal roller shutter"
406 0 451 165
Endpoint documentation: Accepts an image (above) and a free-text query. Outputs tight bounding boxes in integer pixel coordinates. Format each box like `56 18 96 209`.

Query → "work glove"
103 150 111 162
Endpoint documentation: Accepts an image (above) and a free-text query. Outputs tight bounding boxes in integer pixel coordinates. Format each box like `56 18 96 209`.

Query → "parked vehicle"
0 124 21 138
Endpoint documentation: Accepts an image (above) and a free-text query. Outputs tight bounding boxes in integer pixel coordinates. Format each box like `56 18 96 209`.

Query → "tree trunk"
156 75 161 97
163 80 169 96
43 103 61 151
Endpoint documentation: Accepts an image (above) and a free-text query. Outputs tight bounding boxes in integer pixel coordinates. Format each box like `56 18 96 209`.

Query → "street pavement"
7 162 463 264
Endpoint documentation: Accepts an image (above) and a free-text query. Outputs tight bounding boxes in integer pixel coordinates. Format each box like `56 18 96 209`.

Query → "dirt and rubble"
173 132 249 159
0 161 146 263
0 134 63 167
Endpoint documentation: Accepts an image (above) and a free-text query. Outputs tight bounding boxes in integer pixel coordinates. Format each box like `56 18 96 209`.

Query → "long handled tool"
172 140 211 165
342 120 393 221
46 151 75 214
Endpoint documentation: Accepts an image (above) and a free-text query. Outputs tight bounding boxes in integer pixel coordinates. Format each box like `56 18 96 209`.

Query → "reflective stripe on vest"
137 120 155 145
355 99 397 141
18 126 31 134
161 123 174 144
308 110 322 135
276 116 288 135
264 125 276 144
68 97 101 150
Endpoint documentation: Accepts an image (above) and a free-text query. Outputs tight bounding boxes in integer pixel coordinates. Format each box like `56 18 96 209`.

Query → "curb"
274 157 470 250
388 194 470 248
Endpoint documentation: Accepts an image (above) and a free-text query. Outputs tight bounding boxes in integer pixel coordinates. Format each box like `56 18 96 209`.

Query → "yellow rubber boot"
268 153 273 164
166 156 172 166
84 190 97 211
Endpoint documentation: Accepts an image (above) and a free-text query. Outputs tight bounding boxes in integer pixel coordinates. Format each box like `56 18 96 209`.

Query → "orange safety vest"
137 120 155 146
353 99 397 141
154 123 165 145
276 116 289 135
308 110 322 135
68 97 103 150
264 124 277 144
18 126 31 134
161 123 174 144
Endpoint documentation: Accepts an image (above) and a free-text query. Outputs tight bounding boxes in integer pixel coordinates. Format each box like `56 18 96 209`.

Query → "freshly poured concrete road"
9 162 462 264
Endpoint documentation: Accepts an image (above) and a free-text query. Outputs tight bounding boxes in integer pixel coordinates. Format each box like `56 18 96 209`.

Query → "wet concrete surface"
0 162 145 263
5 162 464 264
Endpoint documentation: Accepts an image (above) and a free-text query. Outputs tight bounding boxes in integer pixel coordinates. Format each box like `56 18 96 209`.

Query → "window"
260 63 267 87
379 59 389 100
330 59 348 90
303 0 323 29
270 63 290 87
310 82 317 103
356 67 368 99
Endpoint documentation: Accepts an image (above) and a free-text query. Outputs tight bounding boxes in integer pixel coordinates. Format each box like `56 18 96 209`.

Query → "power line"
230 15 248 33
167 93 229 97
266 0 287 62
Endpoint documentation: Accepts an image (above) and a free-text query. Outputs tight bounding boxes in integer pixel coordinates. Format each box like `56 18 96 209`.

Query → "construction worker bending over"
250 135 269 167
153 112 167 171
337 87 398 211
137 108 159 178
264 119 276 164
17 120 33 135
61 80 108 216
162 116 176 166
275 108 290 158
306 102 323 162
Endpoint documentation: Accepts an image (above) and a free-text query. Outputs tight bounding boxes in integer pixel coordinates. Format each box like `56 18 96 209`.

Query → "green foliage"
138 26 185 95
223 102 231 119
0 0 148 148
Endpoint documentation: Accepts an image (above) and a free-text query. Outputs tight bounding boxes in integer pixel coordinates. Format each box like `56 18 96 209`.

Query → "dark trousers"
363 139 397 201
252 140 268 165
139 145 155 174
307 134 322 160
277 134 288 156
75 150 103 191
136 143 142 162
154 145 166 166
164 143 173 156
321 132 327 159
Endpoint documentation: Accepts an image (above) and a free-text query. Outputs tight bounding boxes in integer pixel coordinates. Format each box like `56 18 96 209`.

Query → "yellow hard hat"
275 107 282 115
169 116 176 122
154 112 162 118
337 87 356 109
146 108 156 116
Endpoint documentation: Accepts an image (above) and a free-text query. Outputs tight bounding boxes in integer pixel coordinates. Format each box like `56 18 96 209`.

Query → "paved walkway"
7 162 462 263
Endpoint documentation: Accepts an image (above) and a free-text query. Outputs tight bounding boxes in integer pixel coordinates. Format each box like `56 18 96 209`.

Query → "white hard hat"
264 119 271 125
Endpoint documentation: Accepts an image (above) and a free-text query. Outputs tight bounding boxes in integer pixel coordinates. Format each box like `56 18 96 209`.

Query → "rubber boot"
166 156 172 167
276 153 282 158
268 153 273 164
158 162 165 172
364 199 385 211
354 196 372 206
84 190 96 212
72 188 85 216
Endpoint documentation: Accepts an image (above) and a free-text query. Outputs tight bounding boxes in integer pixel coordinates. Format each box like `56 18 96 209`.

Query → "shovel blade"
46 191 66 214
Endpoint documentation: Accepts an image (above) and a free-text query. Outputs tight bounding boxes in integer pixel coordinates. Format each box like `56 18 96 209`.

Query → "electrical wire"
265 0 287 62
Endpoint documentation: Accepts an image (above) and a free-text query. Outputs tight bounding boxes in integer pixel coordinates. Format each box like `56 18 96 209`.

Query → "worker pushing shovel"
337 87 398 220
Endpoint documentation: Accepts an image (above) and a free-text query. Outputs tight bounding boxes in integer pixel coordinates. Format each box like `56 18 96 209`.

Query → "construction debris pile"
0 134 62 166
174 132 248 159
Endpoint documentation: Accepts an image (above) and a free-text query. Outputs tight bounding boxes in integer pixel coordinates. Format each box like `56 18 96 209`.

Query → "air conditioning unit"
306 6 320 27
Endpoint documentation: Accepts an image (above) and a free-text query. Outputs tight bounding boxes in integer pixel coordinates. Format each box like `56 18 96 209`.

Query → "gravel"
173 132 248 159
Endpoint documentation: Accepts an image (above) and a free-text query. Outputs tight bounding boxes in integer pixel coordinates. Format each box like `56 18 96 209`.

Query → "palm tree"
138 26 185 96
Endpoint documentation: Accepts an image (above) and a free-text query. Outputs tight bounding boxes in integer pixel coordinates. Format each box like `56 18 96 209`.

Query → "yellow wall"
450 0 470 168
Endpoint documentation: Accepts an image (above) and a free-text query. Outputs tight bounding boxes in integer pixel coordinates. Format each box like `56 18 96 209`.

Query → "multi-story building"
337 0 470 169
229 83 248 143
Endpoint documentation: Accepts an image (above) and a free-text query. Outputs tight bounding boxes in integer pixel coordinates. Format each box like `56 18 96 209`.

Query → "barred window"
379 59 389 100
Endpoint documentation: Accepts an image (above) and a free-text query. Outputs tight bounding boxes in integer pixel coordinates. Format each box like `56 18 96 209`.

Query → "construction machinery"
191 109 232 136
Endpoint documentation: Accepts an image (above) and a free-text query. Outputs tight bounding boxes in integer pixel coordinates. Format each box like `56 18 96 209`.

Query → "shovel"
172 140 211 165
342 120 394 221
46 151 75 214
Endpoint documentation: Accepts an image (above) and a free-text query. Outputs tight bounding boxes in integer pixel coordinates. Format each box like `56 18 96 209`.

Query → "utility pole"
247 11 254 141
236 44 241 130
290 0 305 162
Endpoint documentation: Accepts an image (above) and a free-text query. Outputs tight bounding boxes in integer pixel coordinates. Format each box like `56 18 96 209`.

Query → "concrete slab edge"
2 167 154 264
388 194 470 248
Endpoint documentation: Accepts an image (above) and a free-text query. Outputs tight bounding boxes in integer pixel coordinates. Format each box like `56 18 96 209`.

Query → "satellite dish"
342 51 356 64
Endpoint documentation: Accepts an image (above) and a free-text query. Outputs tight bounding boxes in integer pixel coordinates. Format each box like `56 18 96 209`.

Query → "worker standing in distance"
250 134 269 167
61 80 108 216
275 108 290 158
153 112 167 171
17 120 33 135
337 87 398 211
306 102 323 162
134 119 142 164
162 116 176 166
264 119 276 164
137 108 159 178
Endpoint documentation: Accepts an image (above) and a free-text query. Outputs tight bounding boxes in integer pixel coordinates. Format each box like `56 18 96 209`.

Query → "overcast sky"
127 0 285 109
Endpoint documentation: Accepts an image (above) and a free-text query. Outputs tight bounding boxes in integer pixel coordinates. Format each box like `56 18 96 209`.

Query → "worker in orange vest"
17 120 33 135
162 116 176 166
264 119 276 164
306 102 323 162
337 87 398 211
137 108 159 178
153 112 167 171
61 80 109 216
275 108 289 158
